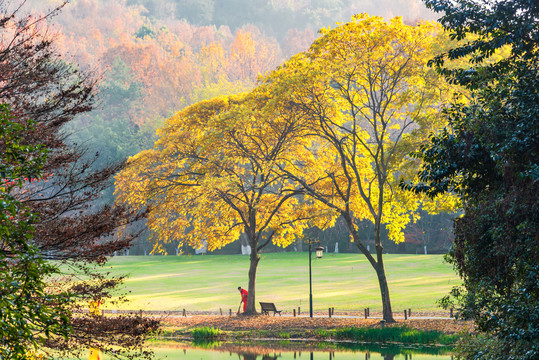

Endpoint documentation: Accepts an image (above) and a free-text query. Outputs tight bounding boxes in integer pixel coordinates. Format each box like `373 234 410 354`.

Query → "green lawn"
100 253 460 313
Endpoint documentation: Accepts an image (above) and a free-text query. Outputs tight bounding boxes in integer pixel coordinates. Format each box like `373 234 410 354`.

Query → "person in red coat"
238 286 248 312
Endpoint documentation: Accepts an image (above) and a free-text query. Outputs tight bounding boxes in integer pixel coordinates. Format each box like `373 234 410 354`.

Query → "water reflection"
238 353 279 360
142 341 453 360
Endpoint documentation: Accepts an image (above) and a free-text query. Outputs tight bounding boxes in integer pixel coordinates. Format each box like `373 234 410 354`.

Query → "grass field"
101 253 460 313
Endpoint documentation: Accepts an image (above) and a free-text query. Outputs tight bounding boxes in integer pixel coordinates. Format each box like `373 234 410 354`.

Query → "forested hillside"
24 0 446 255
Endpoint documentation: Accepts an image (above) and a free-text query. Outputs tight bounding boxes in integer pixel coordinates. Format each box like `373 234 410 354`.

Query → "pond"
88 341 454 360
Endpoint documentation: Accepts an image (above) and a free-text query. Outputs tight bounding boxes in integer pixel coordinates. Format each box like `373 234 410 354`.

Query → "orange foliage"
227 27 281 81
40 1 288 128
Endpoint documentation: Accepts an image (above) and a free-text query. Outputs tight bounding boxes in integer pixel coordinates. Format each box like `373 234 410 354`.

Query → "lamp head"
315 246 324 258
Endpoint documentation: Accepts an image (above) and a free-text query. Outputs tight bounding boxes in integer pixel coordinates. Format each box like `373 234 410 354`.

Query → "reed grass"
333 326 458 345
191 326 222 341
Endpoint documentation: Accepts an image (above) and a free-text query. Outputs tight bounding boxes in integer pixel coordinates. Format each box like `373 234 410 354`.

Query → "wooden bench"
259 302 282 316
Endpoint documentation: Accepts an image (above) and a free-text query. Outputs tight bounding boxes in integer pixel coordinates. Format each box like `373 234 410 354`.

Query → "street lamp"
308 241 324 318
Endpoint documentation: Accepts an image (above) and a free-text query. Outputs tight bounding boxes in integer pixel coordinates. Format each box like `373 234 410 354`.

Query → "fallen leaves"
158 314 474 335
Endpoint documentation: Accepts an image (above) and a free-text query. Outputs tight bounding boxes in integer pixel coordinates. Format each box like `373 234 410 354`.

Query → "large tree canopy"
115 92 323 313
261 14 455 322
405 0 539 359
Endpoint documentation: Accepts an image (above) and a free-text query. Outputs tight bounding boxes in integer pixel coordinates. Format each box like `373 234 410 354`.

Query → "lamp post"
308 241 324 318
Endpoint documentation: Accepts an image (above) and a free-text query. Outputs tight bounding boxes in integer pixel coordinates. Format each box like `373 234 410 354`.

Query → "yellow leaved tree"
115 93 327 313
261 14 457 322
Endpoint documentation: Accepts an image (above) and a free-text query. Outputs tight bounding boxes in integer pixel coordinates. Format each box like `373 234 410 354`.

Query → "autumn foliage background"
31 0 434 162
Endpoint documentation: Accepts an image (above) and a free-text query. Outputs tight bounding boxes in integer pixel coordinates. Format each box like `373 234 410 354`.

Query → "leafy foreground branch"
0 1 159 358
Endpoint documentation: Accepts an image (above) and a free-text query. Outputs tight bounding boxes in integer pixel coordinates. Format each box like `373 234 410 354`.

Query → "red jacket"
240 288 248 302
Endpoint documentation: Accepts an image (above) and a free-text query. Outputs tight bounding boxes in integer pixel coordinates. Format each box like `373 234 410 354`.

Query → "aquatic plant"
333 326 457 345
192 327 223 341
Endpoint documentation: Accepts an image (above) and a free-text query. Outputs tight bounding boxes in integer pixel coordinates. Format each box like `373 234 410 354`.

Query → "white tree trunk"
196 240 208 254
241 245 252 255
240 233 251 255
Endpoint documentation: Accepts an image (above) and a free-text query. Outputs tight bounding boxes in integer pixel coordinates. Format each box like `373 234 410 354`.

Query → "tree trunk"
374 214 395 323
343 212 395 322
297 237 303 252
375 246 395 323
245 247 260 314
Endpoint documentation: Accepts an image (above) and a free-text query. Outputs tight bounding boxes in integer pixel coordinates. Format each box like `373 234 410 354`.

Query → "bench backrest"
259 302 277 311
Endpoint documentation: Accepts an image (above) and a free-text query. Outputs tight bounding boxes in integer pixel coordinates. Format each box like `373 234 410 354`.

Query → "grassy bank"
332 326 457 345
167 325 459 346
101 253 460 312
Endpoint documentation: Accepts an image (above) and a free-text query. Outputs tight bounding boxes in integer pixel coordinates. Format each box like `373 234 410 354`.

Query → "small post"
332 307 335 316
182 309 186 317
450 308 453 318
298 306 301 315
229 309 232 316
408 308 411 317
367 307 370 317
328 308 332 318
293 309 296 317
404 310 408 320
364 308 368 319
220 308 223 316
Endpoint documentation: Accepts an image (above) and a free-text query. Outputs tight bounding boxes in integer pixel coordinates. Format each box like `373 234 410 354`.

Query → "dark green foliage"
135 24 156 39
0 105 71 359
403 1 539 359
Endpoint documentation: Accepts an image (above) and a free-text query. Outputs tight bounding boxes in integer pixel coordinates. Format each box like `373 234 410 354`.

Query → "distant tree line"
126 213 455 256
128 0 434 38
